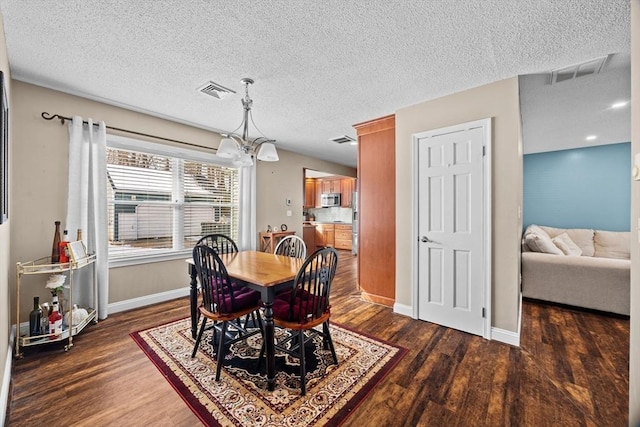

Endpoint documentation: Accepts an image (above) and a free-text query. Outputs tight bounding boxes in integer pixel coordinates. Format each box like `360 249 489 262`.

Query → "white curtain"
66 117 109 319
237 164 257 250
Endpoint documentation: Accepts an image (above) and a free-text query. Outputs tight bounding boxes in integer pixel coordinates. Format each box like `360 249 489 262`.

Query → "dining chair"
259 247 339 395
196 233 238 254
191 244 264 381
274 235 307 259
194 233 258 333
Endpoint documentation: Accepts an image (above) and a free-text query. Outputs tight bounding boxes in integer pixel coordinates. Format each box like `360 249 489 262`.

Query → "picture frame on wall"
0 70 7 224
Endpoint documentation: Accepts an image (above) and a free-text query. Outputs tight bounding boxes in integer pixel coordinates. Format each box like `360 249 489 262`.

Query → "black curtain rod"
41 111 217 152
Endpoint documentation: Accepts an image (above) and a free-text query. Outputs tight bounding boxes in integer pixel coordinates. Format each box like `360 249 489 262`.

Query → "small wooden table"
259 230 296 253
187 251 304 391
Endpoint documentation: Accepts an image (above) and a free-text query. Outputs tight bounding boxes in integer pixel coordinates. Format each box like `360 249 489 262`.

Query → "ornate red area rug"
131 317 406 426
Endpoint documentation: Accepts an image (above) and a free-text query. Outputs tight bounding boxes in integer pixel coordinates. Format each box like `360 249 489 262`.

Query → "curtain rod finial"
41 111 67 125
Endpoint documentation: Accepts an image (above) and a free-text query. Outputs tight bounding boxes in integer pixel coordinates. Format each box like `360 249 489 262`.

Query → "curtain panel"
66 117 109 319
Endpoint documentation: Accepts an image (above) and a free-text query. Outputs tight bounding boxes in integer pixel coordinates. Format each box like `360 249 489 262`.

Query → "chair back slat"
193 244 237 314
196 234 238 254
286 247 338 323
274 235 307 259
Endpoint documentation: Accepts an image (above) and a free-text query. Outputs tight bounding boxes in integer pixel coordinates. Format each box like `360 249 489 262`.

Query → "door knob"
420 236 431 243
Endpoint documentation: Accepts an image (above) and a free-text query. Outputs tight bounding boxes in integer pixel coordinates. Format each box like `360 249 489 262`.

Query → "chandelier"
216 77 279 167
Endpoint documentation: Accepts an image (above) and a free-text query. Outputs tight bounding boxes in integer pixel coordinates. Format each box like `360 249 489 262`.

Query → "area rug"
131 317 407 426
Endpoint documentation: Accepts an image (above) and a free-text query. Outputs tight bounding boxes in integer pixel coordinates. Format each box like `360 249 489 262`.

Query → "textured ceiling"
0 0 631 166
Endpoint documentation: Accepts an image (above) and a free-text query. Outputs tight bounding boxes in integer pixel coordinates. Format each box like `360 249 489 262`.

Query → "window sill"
109 249 192 268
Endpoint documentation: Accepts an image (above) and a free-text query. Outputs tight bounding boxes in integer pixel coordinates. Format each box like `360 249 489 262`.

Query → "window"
106 137 239 264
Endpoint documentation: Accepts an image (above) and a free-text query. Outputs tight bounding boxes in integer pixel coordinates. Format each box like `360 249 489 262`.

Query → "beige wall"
10 81 352 319
630 1 639 425
256 151 355 237
0 11 12 416
395 77 523 332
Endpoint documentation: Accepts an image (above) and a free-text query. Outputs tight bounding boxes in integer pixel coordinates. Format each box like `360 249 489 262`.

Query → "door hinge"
482 146 486 156
482 307 486 318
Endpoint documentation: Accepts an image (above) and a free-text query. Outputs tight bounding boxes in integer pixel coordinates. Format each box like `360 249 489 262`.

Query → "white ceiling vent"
550 55 610 84
329 135 356 144
197 81 236 99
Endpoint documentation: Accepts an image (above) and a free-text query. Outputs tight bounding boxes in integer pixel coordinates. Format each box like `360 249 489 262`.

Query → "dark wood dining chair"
191 244 263 381
259 247 339 395
196 233 238 254
274 235 307 259
194 234 257 334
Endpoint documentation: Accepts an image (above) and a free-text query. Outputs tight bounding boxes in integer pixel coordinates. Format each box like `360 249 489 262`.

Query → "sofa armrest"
521 252 630 315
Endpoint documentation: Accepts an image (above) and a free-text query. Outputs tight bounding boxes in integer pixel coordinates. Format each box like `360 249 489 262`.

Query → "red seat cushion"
272 292 328 323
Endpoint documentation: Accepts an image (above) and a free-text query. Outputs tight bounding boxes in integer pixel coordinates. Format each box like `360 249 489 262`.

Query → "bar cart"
15 254 98 358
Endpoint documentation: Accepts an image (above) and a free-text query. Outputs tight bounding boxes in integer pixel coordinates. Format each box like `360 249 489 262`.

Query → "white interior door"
415 122 488 337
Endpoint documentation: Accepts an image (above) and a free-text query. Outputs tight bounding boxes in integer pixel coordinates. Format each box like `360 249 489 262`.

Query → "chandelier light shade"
216 78 279 167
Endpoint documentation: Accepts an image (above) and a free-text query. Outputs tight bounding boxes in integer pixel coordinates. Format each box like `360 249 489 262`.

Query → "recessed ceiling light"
586 135 597 141
611 101 629 109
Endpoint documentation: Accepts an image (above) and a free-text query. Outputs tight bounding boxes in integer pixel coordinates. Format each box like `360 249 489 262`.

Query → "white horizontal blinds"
106 147 239 259
182 160 239 244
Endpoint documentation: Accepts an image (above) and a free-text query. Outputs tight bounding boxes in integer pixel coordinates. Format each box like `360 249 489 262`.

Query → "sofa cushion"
524 232 564 255
523 224 552 252
552 232 582 256
594 230 630 259
539 226 595 257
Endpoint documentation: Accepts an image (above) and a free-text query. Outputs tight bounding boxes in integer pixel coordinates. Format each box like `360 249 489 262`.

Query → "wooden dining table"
187 250 304 391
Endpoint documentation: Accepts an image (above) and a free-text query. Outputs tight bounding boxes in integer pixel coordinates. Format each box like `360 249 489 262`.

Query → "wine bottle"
76 228 82 242
51 221 61 263
48 300 62 340
29 296 42 336
59 229 70 263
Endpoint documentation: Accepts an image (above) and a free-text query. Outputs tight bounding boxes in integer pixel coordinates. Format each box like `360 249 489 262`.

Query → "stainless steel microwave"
321 193 341 207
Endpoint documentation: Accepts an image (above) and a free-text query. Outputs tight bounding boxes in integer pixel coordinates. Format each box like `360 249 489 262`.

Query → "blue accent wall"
523 142 630 232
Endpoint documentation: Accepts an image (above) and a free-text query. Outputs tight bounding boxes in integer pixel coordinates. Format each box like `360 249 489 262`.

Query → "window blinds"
106 147 239 259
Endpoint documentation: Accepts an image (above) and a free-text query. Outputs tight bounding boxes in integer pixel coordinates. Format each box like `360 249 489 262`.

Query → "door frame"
411 118 492 339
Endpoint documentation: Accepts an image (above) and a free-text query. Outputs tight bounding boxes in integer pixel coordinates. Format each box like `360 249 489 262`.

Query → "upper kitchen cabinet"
315 180 323 208
304 178 316 209
353 114 395 307
341 178 356 207
321 178 341 194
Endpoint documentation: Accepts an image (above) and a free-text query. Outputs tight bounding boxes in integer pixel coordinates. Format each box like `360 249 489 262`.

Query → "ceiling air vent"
197 81 236 99
329 135 356 144
550 55 610 84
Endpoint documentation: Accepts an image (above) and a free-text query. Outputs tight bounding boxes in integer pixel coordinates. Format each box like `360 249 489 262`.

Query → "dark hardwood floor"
7 251 629 426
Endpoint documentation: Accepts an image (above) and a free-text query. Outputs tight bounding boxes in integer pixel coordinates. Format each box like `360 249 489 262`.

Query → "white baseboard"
491 327 520 347
1 326 15 426
107 287 190 315
393 302 414 318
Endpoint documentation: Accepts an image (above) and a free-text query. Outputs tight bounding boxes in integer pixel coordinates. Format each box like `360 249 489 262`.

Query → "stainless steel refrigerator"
351 191 358 255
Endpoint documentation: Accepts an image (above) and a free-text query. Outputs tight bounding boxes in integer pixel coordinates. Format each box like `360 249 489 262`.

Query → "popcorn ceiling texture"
0 0 631 165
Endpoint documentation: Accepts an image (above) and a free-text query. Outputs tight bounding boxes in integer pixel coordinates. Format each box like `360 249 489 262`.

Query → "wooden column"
353 114 396 306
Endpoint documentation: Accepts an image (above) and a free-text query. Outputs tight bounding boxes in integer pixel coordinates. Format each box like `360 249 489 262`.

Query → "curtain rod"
41 112 217 152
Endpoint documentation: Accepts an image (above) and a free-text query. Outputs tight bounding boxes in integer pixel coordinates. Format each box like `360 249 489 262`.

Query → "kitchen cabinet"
354 114 395 307
334 224 352 250
315 223 335 248
341 178 356 207
302 225 316 251
321 178 341 194
315 180 322 208
304 178 316 208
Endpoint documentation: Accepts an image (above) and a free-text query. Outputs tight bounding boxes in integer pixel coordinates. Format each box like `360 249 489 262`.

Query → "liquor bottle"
76 228 82 242
29 296 42 336
51 221 61 263
58 229 70 263
48 301 62 340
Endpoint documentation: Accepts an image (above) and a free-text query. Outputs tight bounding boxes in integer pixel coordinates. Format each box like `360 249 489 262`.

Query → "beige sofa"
521 225 630 316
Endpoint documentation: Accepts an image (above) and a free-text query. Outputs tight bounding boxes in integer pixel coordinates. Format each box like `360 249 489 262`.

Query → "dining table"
187 250 304 391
